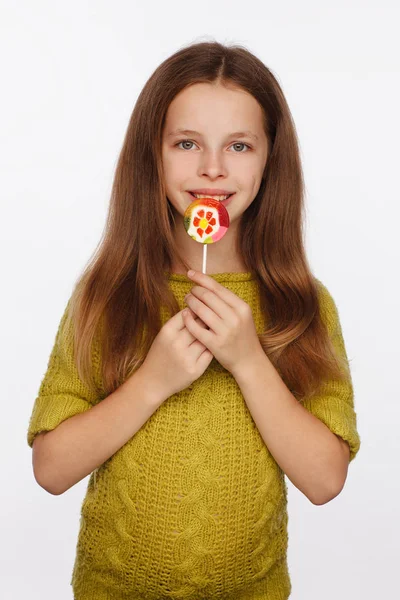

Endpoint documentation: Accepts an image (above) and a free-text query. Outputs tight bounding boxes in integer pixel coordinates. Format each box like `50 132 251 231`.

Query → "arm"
232 350 349 505
32 365 165 496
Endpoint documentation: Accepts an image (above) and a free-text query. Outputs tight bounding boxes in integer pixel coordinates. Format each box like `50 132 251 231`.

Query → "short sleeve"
300 281 361 463
27 299 99 448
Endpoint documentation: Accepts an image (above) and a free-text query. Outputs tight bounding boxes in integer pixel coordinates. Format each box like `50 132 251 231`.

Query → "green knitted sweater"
27 272 361 599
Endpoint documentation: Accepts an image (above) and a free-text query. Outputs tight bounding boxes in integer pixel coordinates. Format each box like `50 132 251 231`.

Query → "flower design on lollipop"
192 208 216 239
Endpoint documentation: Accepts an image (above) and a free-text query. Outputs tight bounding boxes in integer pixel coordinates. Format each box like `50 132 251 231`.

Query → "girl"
27 40 361 600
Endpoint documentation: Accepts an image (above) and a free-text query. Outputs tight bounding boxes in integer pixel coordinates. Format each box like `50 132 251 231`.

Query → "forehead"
164 83 264 135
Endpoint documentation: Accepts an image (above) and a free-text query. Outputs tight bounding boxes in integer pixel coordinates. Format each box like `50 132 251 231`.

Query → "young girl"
27 40 361 600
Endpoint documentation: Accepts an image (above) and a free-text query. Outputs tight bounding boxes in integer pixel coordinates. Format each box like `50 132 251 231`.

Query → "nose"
198 150 228 179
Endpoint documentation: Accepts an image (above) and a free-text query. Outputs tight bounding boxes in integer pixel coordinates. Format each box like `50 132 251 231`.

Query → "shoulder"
314 277 336 306
313 277 341 335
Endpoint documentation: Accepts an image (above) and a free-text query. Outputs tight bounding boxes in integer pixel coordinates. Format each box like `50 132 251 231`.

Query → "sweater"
27 272 361 600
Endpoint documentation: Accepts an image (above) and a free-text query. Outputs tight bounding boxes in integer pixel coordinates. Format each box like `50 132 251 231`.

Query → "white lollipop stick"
202 244 207 274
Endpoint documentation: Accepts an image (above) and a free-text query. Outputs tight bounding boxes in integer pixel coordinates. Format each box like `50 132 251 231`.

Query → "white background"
1 0 399 598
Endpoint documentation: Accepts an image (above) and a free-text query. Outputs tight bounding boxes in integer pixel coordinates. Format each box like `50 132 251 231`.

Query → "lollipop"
184 197 230 274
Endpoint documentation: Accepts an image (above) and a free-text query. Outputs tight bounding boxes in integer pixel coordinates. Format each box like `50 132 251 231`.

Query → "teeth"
192 193 231 201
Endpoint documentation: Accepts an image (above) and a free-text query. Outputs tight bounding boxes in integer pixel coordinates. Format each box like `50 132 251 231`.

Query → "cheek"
164 152 194 181
235 157 260 180
251 167 265 190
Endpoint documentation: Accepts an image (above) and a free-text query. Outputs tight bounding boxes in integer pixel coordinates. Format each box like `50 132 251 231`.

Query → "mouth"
187 191 235 206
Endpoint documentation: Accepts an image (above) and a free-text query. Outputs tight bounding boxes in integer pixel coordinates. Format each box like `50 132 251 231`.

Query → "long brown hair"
65 40 351 401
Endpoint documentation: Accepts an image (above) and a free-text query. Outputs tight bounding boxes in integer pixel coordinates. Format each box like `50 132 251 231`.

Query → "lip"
188 188 235 195
187 191 235 207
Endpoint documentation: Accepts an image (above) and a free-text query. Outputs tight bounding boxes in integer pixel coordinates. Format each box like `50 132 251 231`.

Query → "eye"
176 140 197 151
175 139 251 152
230 142 251 152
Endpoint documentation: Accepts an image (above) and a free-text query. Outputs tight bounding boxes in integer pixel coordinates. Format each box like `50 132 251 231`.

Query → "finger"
187 270 240 310
183 307 211 348
188 307 209 329
188 287 235 323
185 293 224 335
178 308 207 345
177 306 205 324
176 307 195 330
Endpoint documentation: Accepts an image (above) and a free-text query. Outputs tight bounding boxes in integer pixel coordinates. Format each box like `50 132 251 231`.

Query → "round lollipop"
184 197 230 274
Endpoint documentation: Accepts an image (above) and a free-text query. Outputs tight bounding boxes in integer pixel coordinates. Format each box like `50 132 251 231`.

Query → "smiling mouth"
188 192 235 202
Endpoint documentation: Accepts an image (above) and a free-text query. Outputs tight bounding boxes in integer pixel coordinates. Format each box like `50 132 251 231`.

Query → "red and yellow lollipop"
184 197 230 273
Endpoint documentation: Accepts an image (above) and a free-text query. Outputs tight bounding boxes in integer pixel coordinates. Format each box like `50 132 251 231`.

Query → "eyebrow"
167 128 259 142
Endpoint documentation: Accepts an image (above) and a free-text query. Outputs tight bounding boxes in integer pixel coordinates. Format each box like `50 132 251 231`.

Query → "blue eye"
175 139 251 152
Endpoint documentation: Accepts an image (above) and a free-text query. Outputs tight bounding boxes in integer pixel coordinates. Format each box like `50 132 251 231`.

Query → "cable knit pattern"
27 272 360 599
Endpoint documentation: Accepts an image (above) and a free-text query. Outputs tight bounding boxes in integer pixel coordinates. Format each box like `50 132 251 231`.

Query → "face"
161 82 269 223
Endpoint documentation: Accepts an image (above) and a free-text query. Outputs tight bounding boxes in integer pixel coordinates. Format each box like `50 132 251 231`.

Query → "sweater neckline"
166 271 255 283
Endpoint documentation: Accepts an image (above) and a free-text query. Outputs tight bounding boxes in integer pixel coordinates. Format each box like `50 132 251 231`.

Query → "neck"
172 227 247 275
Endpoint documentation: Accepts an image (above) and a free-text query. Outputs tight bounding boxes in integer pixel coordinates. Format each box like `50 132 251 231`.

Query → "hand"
183 270 263 376
140 306 214 402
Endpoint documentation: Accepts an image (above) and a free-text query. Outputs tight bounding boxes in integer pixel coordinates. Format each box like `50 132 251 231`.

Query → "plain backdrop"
1 0 399 598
